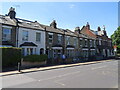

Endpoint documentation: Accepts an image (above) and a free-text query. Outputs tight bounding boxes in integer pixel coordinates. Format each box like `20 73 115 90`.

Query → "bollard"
18 62 21 72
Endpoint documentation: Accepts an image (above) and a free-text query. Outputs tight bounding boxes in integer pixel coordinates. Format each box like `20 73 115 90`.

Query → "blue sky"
2 2 118 37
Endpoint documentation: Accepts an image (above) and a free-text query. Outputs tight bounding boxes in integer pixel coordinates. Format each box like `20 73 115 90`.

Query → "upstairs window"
2 27 11 41
22 30 28 41
66 36 70 45
36 32 41 42
58 34 62 44
80 38 83 47
48 33 53 44
85 39 88 47
74 37 77 46
90 40 92 47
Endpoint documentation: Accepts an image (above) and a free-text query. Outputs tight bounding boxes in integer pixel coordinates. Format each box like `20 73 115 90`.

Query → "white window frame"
2 27 11 41
48 33 53 44
22 30 28 41
36 32 41 42
58 34 62 44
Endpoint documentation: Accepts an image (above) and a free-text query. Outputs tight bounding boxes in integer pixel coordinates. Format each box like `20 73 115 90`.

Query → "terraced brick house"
39 20 64 59
0 7 18 47
95 26 115 59
1 7 46 56
80 22 114 60
1 7 115 63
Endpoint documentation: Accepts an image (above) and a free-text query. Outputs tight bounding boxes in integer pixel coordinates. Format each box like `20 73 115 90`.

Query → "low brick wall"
21 61 47 68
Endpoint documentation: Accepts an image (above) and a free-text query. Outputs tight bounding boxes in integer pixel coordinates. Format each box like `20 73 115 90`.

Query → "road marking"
55 81 65 86
91 65 107 70
38 71 81 82
102 71 106 75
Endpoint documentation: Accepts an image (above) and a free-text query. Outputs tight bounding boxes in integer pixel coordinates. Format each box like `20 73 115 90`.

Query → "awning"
66 45 74 50
52 44 63 49
20 42 37 47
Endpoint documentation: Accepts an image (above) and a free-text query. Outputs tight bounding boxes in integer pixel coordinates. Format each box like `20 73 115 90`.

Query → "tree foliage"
111 26 120 46
111 27 120 53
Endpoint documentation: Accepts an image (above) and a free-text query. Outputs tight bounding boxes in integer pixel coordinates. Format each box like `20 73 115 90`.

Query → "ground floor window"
90 50 95 56
83 50 88 57
53 49 62 59
21 48 37 56
27 48 33 55
67 50 74 58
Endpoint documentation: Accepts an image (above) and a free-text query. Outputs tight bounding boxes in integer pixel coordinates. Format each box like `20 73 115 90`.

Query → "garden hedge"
23 54 48 62
1 47 21 68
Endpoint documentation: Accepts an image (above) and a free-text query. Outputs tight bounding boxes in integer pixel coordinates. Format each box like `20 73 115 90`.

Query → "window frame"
2 27 11 41
22 30 29 41
36 32 41 42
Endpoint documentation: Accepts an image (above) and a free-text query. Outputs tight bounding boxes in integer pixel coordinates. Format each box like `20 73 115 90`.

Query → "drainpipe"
63 30 66 55
15 19 19 47
45 27 47 54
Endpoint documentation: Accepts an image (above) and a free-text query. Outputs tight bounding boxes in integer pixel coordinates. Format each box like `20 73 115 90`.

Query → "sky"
1 2 118 38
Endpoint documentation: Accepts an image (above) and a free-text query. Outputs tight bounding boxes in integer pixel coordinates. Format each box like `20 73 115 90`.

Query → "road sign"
114 45 117 49
114 45 117 52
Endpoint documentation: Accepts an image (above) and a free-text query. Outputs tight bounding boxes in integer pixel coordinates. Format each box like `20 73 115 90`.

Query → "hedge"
2 47 22 68
23 54 48 62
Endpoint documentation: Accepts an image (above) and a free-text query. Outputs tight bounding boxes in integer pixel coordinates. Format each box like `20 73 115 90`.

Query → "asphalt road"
2 60 118 88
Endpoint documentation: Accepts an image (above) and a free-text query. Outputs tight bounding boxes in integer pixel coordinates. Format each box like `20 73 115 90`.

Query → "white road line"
91 65 107 70
54 81 65 86
38 71 81 82
102 71 106 75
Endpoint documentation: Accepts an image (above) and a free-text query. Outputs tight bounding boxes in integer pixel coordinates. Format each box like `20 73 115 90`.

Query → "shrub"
66 58 73 63
23 54 48 62
1 47 22 68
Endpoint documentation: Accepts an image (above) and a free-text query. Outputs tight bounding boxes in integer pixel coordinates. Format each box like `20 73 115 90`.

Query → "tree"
111 27 120 53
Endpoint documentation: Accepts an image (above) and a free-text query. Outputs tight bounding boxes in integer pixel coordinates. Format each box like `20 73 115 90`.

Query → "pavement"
0 59 113 76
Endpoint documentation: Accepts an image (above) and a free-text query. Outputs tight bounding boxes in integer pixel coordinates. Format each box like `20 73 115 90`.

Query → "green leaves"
23 54 48 62
111 26 120 46
111 27 120 53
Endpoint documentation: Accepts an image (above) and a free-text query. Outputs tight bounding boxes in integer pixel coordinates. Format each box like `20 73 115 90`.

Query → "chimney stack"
97 26 101 31
75 27 80 34
50 20 57 29
86 22 90 30
8 7 16 19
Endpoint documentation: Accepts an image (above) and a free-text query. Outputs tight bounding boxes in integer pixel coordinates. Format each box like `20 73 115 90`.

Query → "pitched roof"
0 15 45 30
17 18 44 30
39 24 78 37
80 26 97 39
0 15 17 26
